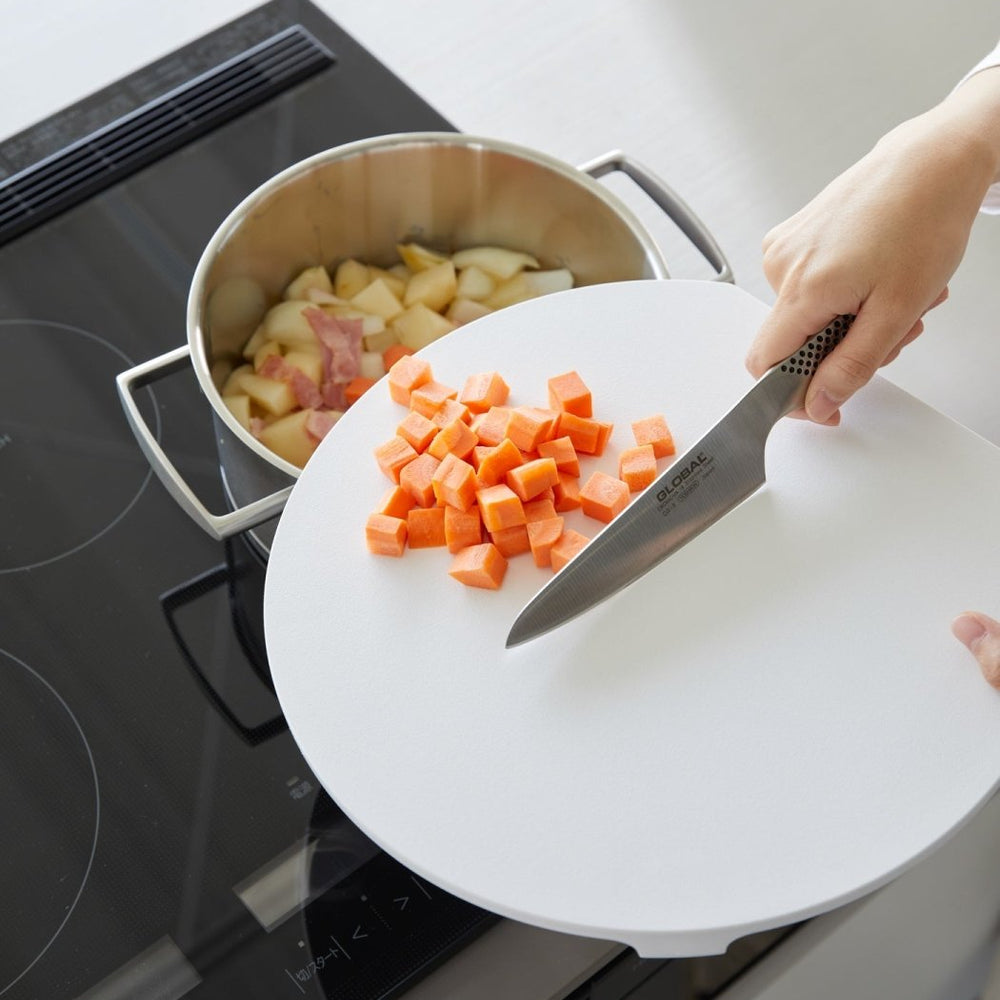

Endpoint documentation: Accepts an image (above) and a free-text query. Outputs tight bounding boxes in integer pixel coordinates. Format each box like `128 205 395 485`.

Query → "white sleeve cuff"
956 40 1000 214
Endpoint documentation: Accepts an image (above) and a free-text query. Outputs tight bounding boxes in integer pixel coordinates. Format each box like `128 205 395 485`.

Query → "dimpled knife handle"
779 314 856 377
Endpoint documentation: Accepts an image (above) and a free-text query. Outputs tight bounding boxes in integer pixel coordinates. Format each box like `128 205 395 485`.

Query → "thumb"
952 612 1000 688
804 296 921 423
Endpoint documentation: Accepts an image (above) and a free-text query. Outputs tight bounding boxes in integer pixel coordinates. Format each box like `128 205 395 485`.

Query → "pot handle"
579 150 733 284
116 345 292 541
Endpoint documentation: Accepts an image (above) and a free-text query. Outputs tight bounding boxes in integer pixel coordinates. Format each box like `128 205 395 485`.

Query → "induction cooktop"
0 3 498 997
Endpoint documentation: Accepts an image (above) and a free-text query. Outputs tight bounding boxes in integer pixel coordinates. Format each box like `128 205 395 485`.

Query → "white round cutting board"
264 279 1000 957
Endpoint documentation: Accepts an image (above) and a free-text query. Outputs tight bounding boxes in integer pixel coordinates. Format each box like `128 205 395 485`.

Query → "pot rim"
186 131 671 478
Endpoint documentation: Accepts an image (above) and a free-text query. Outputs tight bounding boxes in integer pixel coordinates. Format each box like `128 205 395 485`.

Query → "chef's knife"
506 314 855 647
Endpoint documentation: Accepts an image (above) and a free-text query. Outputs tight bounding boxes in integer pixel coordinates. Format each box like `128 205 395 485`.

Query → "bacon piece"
289 369 323 409
322 381 347 410
305 409 341 442
258 354 323 409
306 308 362 379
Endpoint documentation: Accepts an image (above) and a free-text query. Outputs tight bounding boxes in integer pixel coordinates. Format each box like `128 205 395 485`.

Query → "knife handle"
778 314 855 377
755 314 856 422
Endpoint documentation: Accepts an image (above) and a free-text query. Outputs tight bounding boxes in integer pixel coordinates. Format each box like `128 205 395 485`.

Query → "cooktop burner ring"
0 319 159 574
0 647 100 997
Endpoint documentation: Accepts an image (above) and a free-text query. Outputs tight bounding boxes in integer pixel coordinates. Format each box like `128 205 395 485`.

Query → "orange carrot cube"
472 406 512 447
374 435 418 483
523 497 557 522
631 413 676 458
618 444 658 492
490 524 531 557
547 370 592 417
398 451 441 507
409 379 457 418
505 406 559 452
427 418 478 461
406 506 447 548
536 435 580 477
551 528 590 571
459 371 510 414
375 484 416 520
476 438 523 487
387 354 432 406
444 505 482 553
382 343 415 371
579 471 630 523
396 410 437 452
527 516 565 568
365 513 408 556
505 457 559 502
431 398 472 427
449 543 508 590
556 413 613 455
345 375 377 407
475 484 526 533
552 472 581 512
431 453 479 511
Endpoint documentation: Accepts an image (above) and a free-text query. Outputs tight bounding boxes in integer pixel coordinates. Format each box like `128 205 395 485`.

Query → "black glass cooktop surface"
0 3 499 998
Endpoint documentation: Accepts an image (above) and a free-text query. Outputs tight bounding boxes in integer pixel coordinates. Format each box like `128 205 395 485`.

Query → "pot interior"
196 136 667 365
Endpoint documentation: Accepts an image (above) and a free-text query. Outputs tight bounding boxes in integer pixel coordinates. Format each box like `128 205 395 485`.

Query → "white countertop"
2 0 999 445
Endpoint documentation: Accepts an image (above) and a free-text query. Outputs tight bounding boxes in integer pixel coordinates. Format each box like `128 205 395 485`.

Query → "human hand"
746 72 1000 424
952 612 1000 688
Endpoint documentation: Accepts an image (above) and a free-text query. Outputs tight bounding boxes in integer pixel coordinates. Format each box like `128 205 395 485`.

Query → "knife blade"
505 314 855 648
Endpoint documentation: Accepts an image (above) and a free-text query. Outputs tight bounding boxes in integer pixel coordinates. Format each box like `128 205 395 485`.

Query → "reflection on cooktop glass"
0 3 499 998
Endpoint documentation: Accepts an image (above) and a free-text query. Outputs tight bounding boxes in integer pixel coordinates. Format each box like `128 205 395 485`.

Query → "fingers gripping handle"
762 314 856 420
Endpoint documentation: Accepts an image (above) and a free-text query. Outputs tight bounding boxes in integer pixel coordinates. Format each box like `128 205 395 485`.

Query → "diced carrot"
407 506 447 548
476 438 523 487
387 354 432 406
593 421 614 456
396 410 437 452
345 375 377 407
505 406 559 452
432 398 472 427
444 505 482 553
618 444 658 492
552 472 581 512
374 435 418 483
631 413 676 458
427 418 478 461
449 543 508 590
524 497 557 522
375 484 415 520
536 435 580 477
365 513 407 556
409 379 457 418
459 371 510 414
505 456 559 502
398 451 441 507
382 342 414 371
431 453 479 511
553 414 596 451
527 516 565 568
534 486 555 502
470 445 492 470
547 370 592 417
475 483 526 533
579 471 630 523
471 406 512 447
551 528 591 572
490 523 531 557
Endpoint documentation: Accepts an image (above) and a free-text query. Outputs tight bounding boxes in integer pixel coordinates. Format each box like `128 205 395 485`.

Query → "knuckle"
827 349 878 389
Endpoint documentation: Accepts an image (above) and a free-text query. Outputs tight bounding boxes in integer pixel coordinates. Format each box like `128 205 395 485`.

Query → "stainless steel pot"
117 132 731 555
